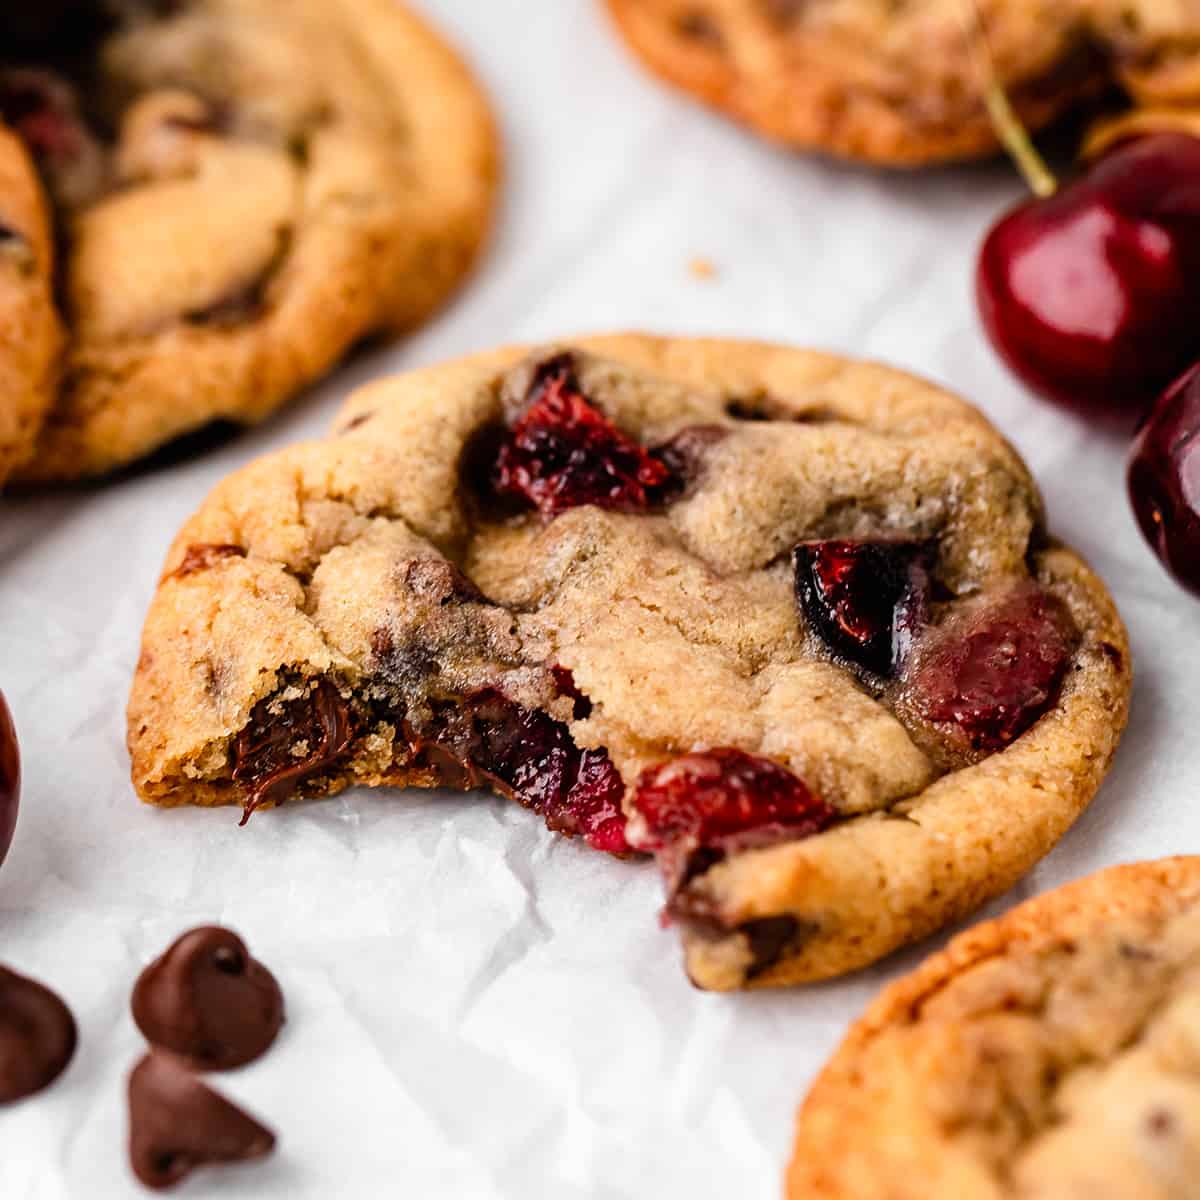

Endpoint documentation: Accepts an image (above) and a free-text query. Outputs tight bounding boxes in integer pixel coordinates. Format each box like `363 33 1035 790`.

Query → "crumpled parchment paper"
0 2 1190 1196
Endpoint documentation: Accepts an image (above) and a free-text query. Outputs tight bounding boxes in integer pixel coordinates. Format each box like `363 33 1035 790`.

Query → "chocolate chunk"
0 965 76 1104
232 679 354 824
170 543 246 579
128 1052 275 1191
0 691 18 869
132 927 283 1070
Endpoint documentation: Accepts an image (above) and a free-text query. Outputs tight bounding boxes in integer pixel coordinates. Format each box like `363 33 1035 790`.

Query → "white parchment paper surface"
0 2 1192 1196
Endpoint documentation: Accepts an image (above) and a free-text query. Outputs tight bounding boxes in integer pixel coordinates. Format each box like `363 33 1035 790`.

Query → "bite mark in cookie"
128 336 1130 989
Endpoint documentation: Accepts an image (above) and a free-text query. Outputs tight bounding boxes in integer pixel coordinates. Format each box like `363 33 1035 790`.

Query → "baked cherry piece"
0 691 18 869
794 539 933 675
493 357 675 518
415 689 630 854
628 749 835 852
978 133 1200 422
906 583 1078 755
1128 362 1200 596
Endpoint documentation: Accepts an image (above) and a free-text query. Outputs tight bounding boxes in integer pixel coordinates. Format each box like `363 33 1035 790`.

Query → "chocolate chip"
170 543 246 580
128 1052 275 1191
0 965 76 1104
742 915 813 980
131 927 283 1071
232 679 354 824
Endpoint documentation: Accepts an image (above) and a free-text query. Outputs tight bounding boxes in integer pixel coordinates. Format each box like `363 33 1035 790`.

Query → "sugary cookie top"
790 858 1200 1198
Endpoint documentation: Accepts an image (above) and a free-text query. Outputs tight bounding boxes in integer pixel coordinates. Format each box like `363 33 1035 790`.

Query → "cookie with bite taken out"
127 335 1129 990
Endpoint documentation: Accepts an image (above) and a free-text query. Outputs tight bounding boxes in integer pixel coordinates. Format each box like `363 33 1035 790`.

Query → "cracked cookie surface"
789 857 1200 1199
127 334 1129 990
1 0 497 481
604 0 1200 166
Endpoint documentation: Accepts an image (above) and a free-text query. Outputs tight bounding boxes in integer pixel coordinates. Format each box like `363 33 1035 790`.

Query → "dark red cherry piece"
794 539 933 675
628 748 835 852
978 133 1200 422
1128 361 1200 596
906 584 1077 754
415 689 630 855
493 358 675 519
0 691 18 870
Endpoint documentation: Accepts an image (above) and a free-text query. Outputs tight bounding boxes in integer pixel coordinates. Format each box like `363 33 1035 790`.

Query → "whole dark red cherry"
0 691 19 869
977 133 1200 422
1128 361 1200 596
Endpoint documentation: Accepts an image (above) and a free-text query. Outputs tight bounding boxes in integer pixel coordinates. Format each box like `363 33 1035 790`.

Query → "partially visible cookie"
788 857 1200 1199
2 0 498 481
127 335 1129 990
604 0 1200 166
0 126 60 487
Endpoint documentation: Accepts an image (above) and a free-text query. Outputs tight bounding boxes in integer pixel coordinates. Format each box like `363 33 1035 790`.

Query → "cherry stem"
983 82 1057 198
964 1 1057 197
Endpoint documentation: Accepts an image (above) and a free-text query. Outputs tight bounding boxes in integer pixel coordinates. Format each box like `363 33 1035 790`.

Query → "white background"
1 2 1194 1197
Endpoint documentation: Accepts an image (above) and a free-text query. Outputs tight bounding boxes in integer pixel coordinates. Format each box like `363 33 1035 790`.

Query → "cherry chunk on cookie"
128 336 1130 989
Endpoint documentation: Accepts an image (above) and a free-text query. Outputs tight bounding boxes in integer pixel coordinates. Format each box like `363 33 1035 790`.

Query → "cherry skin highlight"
977 133 1200 423
0 691 18 869
1128 362 1200 596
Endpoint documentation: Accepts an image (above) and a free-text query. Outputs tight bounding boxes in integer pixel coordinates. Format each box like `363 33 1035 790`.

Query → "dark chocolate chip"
232 679 354 824
741 915 812 980
0 964 76 1104
131 927 283 1071
128 1052 275 1191
170 543 246 580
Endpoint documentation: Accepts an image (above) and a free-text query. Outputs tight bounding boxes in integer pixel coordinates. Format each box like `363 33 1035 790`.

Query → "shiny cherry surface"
1128 362 1200 596
978 133 1200 422
0 691 19 868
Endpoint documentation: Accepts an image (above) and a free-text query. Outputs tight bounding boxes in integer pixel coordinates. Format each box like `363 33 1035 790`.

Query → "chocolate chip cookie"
604 0 1200 166
789 857 1200 1198
1 0 498 481
126 335 1130 990
0 126 60 486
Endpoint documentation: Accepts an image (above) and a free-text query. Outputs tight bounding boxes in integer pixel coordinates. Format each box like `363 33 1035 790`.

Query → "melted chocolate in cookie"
128 1052 275 1190
132 927 284 1070
232 680 353 823
0 965 77 1104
